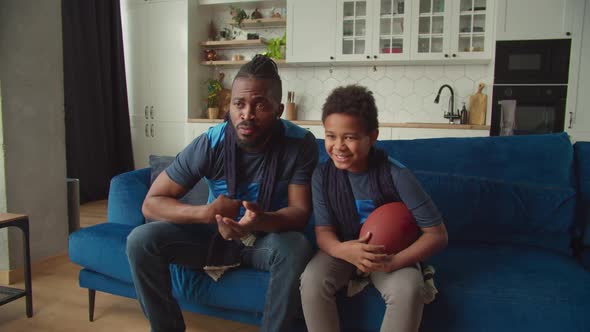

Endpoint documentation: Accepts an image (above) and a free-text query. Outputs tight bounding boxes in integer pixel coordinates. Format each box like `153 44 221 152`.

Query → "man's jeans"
126 221 313 332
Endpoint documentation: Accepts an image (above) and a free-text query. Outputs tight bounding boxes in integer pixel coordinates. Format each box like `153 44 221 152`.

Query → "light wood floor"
0 200 259 332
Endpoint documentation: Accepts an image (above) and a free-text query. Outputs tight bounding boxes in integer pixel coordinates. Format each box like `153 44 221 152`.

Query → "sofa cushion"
69 223 136 283
414 171 576 253
574 142 590 247
107 168 150 227
419 243 590 332
377 133 575 187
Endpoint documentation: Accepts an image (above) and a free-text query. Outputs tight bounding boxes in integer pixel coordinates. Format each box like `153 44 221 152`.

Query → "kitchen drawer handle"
145 123 149 137
144 106 149 119
150 124 155 137
568 112 573 129
150 106 154 119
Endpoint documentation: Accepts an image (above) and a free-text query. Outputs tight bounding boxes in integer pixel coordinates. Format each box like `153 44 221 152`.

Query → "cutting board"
469 83 487 125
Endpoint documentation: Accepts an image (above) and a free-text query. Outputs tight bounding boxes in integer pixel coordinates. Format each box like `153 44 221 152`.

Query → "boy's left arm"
381 223 448 272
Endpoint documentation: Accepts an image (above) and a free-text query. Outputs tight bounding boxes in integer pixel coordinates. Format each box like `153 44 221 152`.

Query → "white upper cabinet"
373 0 413 61
286 0 337 63
335 0 412 61
410 0 493 61
450 0 493 60
496 0 575 40
335 0 375 61
410 0 452 60
122 0 188 123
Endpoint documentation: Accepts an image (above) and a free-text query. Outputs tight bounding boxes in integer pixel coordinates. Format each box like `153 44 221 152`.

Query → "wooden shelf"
228 17 286 28
200 38 268 49
201 59 287 67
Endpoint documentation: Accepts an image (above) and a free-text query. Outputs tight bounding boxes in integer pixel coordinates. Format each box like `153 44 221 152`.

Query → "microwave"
494 39 571 85
490 85 567 136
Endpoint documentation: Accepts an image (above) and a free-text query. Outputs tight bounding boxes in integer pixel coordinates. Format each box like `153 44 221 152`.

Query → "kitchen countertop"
187 118 490 130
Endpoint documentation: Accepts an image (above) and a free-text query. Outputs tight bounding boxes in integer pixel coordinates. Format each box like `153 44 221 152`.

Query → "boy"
300 85 448 332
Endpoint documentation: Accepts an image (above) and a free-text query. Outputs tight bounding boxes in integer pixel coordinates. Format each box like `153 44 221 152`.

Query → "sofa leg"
88 289 96 322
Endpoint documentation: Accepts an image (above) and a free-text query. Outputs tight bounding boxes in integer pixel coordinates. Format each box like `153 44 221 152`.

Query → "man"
126 55 318 332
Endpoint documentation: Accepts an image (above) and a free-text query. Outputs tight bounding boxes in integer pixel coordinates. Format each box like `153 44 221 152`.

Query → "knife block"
286 102 297 121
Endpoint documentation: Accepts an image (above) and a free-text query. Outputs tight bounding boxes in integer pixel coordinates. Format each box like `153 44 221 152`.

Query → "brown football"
359 202 419 255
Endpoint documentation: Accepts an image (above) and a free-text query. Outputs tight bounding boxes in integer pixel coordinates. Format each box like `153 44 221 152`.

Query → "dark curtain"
62 0 134 203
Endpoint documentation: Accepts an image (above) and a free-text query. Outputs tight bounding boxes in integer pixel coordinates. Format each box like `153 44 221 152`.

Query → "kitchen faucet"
434 84 461 123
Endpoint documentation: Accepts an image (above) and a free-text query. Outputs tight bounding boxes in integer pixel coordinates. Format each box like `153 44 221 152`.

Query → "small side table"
0 213 33 317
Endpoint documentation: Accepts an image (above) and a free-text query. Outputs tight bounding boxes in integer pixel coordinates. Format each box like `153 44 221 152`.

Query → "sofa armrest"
107 168 150 227
574 142 590 265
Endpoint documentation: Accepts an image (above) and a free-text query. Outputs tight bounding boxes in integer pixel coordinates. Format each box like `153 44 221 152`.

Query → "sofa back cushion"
146 155 210 222
574 142 590 248
314 133 576 253
414 171 575 252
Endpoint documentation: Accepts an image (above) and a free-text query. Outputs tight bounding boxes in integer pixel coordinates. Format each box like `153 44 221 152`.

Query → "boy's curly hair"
321 85 379 133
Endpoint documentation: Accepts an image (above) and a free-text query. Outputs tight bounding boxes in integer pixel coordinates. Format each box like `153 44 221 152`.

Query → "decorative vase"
207 107 219 119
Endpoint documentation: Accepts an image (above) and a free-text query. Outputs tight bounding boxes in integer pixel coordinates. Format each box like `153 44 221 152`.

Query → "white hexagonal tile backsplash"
217 63 492 124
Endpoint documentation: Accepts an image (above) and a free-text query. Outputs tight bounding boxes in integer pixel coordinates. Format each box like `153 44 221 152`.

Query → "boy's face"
324 113 378 173
230 77 284 151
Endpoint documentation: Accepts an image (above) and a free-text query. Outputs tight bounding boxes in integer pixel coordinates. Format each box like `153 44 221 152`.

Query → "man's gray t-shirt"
312 157 443 230
165 120 318 215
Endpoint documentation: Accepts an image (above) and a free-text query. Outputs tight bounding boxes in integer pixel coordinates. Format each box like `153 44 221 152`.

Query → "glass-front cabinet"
374 0 412 60
411 0 493 61
336 0 411 61
412 0 451 59
336 0 374 61
452 0 492 59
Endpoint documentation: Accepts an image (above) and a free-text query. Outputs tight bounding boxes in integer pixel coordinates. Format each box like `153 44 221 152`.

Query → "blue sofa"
69 133 590 332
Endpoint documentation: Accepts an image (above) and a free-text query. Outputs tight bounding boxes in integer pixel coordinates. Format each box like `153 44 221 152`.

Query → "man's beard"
235 120 275 150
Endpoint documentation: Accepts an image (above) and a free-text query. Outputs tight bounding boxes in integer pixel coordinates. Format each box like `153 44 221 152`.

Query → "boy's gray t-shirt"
166 120 318 214
312 158 443 229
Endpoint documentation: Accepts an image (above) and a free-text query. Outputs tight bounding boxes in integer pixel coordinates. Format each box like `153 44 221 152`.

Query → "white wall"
0 0 68 271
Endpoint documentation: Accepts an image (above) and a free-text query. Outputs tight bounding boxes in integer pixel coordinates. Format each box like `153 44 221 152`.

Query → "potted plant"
206 78 222 119
263 33 286 60
230 5 248 27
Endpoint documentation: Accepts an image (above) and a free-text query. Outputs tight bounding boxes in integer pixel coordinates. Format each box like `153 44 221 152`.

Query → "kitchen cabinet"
496 0 576 41
123 0 188 122
186 122 218 144
286 0 337 63
566 0 590 142
122 0 207 168
410 0 493 61
131 118 187 168
335 0 412 61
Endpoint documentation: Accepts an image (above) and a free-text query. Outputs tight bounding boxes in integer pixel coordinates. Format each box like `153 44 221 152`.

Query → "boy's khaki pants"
300 250 424 332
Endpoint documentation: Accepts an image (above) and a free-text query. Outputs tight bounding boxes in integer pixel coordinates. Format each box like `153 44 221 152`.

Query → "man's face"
230 77 284 150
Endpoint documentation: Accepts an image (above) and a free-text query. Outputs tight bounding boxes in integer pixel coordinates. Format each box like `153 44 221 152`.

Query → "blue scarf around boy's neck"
322 147 399 241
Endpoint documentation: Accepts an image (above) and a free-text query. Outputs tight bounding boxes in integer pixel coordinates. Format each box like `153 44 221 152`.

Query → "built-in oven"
494 39 571 85
491 39 571 136
490 85 567 136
